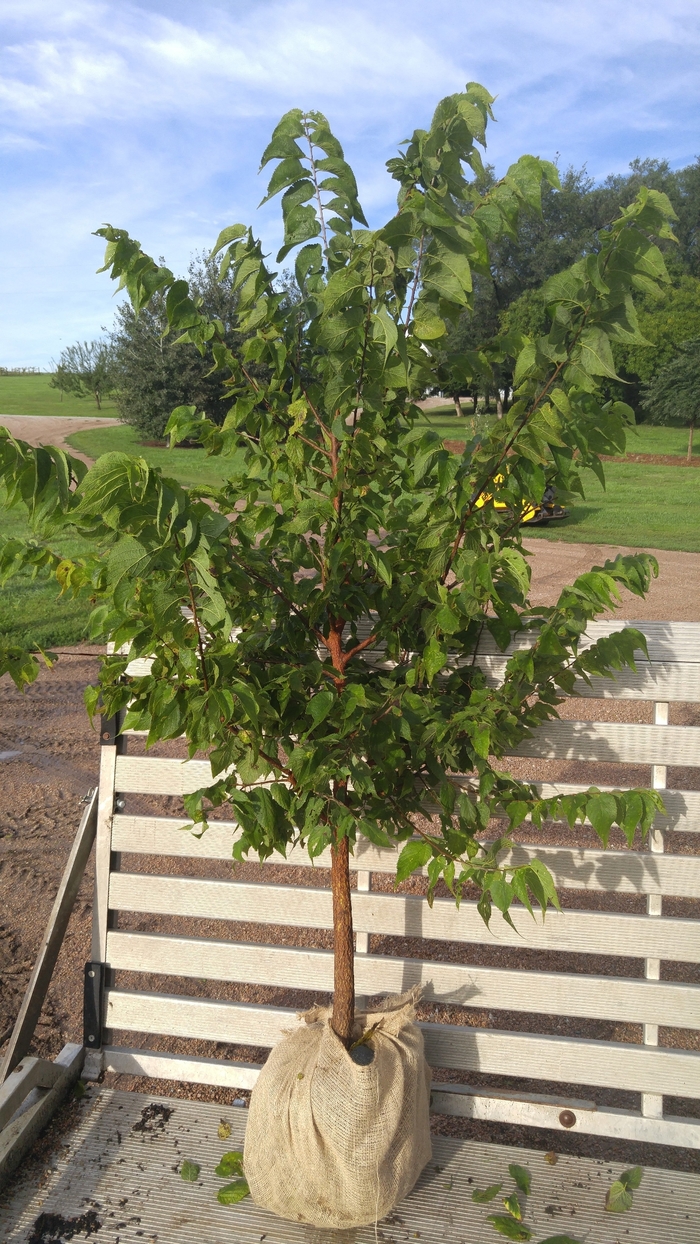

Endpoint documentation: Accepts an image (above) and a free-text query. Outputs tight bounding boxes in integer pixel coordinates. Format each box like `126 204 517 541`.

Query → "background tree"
612 275 700 412
442 157 700 416
49 339 115 409
641 338 700 461
110 252 249 439
0 87 669 1048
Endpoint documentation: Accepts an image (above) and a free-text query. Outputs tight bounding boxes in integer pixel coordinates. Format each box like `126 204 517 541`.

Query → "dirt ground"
1 539 699 1174
0 415 121 466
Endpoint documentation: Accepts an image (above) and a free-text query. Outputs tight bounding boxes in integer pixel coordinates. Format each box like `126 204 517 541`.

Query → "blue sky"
1 0 699 369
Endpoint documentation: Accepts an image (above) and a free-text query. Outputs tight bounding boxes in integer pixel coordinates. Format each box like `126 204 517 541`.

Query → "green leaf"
217 1179 250 1205
210 224 247 257
106 536 151 588
424 637 447 681
586 792 618 847
373 305 399 365
472 1183 503 1203
307 690 335 727
231 681 260 728
620 1165 643 1190
578 327 619 379
180 1160 200 1182
324 267 365 316
503 1192 523 1219
396 839 432 883
508 1164 531 1195
412 311 447 341
513 342 537 386
604 1180 634 1214
261 157 307 204
486 1215 532 1240
215 1151 244 1178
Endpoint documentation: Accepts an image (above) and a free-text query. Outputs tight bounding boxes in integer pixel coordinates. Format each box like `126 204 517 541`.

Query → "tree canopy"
50 339 115 410
442 156 700 412
642 338 700 461
110 252 249 439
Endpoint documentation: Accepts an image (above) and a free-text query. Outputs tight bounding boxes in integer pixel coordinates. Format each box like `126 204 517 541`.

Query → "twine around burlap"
243 987 432 1229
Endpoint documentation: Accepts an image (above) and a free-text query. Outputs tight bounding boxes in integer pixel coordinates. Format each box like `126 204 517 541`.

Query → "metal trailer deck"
2 1088 699 1244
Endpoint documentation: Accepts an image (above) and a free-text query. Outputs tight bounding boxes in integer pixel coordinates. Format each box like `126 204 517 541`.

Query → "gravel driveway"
0 415 122 465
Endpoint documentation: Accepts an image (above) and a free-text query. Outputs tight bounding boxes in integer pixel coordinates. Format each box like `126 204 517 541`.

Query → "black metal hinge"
83 961 104 1050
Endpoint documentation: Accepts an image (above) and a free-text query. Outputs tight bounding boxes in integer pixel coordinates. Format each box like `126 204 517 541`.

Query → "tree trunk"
453 395 463 417
495 392 503 418
330 833 355 1046
95 389 102 410
688 421 695 464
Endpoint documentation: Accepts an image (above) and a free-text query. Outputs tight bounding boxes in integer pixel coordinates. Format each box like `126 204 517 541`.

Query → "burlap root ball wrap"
243 987 432 1229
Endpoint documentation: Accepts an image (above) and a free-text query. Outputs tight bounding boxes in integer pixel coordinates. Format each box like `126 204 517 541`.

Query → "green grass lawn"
0 373 118 418
417 407 699 458
0 503 97 648
2 415 697 651
66 423 244 488
525 459 700 552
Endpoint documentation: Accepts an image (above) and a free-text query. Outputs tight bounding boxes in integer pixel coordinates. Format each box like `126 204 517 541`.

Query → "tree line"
53 155 700 445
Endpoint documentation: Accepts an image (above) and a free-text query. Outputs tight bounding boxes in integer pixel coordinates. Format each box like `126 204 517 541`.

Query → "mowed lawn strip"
0 501 97 647
0 373 119 418
1 420 697 649
525 460 700 552
417 408 700 458
66 423 244 488
1 426 246 646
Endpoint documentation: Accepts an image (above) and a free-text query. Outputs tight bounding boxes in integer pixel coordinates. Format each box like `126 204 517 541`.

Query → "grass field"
67 420 700 551
418 407 699 458
525 460 700 552
0 373 118 418
66 423 244 488
1 417 697 649
0 503 97 648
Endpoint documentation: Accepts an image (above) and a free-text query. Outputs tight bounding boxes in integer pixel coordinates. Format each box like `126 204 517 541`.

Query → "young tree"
1 85 670 1046
49 339 114 409
642 338 700 461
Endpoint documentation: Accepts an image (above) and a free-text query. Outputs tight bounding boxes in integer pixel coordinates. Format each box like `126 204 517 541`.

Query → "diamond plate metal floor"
1 1089 699 1243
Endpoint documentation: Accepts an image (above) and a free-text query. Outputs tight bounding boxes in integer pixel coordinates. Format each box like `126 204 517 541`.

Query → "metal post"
642 701 667 1120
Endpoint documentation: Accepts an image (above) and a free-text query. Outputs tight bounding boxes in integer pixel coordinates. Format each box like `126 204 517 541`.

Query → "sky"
1 0 699 369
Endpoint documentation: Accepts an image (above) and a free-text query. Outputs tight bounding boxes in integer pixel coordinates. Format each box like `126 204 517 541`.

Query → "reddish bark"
330 833 355 1045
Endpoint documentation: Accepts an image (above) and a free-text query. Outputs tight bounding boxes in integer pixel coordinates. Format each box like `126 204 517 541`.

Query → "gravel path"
0 415 122 466
525 538 700 617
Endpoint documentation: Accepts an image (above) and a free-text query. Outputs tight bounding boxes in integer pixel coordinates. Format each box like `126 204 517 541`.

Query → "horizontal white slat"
104 989 700 1097
110 814 700 895
430 1086 700 1148
508 719 700 766
98 1043 700 1147
102 1046 260 1090
115 756 227 795
121 622 700 672
105 930 700 1027
475 655 700 701
124 655 699 704
108 873 700 962
477 620 700 664
531 784 700 833
503 843 700 897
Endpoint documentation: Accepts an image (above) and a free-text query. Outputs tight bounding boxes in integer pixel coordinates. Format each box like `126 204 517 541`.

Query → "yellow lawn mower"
475 476 568 526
